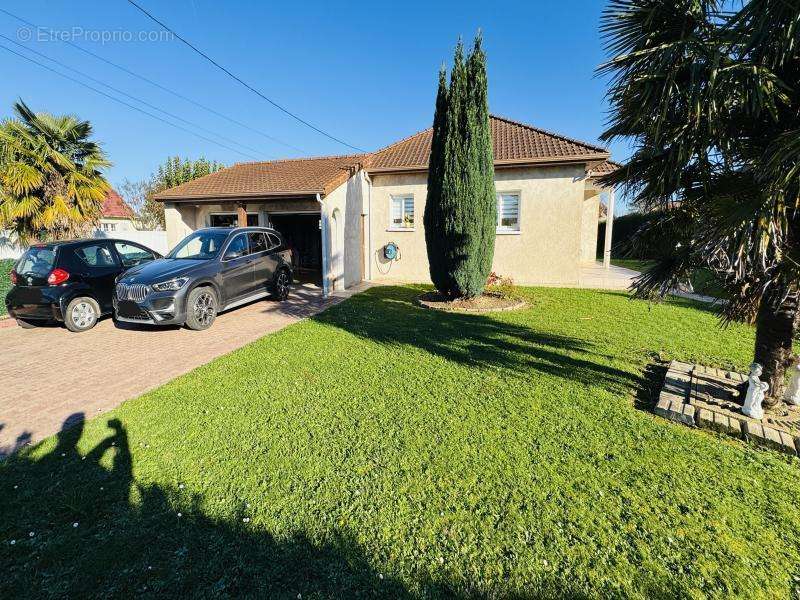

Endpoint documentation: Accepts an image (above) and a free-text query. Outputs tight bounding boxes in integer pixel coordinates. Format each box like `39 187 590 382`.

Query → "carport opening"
268 213 322 286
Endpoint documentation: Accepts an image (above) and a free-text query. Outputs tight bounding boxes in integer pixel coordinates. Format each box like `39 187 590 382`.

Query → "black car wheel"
65 297 100 333
272 269 291 301
185 287 217 331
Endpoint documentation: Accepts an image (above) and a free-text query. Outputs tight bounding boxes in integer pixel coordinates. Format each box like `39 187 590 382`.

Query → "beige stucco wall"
321 174 364 290
580 194 600 264
164 202 197 249
367 164 587 286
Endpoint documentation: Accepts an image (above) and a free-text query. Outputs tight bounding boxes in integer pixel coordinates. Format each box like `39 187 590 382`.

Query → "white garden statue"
742 362 769 420
784 362 800 406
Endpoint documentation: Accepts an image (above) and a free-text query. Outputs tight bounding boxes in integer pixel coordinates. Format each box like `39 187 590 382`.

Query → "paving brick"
654 396 672 418
696 407 714 428
670 361 694 375
743 421 797 455
0 284 355 454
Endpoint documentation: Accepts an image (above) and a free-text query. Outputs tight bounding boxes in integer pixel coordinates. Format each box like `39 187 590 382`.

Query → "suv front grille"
116 283 149 302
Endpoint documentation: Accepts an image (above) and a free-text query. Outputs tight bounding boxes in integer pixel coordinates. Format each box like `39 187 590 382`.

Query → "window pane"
391 197 403 226
76 244 118 267
267 233 282 249
497 194 520 230
16 247 56 276
248 232 267 253
403 197 414 226
114 242 154 267
224 234 249 258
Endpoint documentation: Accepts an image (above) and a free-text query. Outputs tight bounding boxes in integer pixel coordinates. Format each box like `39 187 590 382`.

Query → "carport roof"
155 115 611 202
154 154 365 201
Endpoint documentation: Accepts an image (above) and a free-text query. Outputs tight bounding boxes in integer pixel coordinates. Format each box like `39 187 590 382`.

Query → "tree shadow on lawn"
314 286 641 395
0 414 606 598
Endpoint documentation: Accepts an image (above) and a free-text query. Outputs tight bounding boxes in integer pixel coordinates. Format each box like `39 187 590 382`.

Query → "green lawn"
0 258 14 316
2 286 799 598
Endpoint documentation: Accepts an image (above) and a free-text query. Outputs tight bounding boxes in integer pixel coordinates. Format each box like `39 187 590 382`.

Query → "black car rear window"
15 246 56 277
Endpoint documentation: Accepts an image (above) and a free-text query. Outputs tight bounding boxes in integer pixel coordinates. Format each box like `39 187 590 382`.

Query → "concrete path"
0 283 363 456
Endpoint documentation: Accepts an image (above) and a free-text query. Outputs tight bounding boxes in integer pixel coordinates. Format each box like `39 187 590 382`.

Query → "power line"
0 6 306 154
125 0 365 153
0 43 262 161
0 33 269 160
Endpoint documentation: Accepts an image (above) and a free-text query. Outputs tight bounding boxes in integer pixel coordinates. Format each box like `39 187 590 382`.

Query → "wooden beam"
236 203 247 227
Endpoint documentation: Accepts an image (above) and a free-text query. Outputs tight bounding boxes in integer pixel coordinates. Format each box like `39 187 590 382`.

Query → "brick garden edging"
656 360 800 456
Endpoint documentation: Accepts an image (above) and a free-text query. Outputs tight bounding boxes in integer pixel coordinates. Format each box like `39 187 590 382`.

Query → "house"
98 189 137 233
155 115 618 295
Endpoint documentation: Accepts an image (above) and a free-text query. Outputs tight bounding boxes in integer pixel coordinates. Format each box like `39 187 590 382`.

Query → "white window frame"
387 194 415 231
496 191 521 234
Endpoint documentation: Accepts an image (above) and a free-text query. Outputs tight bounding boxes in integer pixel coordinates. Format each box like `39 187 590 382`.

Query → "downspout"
363 170 373 281
316 193 330 298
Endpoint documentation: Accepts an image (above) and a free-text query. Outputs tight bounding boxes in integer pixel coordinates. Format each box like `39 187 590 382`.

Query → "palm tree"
0 100 111 243
598 0 800 405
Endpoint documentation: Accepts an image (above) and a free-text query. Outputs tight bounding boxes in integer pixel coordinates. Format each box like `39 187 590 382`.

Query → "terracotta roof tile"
588 159 622 176
367 114 609 171
101 189 135 219
154 154 364 201
155 115 610 202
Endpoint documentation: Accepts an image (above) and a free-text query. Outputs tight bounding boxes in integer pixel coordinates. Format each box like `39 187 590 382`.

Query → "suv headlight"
151 277 188 292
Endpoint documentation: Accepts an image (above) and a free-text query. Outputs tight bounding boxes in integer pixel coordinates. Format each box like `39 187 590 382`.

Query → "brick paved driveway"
0 284 352 456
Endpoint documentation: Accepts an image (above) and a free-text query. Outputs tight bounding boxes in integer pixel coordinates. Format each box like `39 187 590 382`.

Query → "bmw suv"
114 227 292 330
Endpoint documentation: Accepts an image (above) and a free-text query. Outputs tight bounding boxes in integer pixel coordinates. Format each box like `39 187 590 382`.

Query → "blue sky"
0 0 631 210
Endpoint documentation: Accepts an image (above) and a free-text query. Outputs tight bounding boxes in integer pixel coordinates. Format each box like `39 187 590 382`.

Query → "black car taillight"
47 268 70 286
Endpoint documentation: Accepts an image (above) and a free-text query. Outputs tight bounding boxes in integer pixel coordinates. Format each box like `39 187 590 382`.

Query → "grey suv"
113 227 292 330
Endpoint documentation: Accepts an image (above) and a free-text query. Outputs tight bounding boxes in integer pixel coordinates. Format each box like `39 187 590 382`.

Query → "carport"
155 155 367 297
267 212 322 284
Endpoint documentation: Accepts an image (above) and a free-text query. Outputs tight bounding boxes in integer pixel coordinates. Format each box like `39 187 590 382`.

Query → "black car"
113 227 292 331
5 239 161 332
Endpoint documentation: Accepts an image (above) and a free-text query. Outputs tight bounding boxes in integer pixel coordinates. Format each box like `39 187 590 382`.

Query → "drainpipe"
363 170 373 281
316 193 330 298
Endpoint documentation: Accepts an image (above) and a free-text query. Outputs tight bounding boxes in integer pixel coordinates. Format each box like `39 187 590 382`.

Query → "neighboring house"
155 115 618 294
98 189 138 233
93 188 170 255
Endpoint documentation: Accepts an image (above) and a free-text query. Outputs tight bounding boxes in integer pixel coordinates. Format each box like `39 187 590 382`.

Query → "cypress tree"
424 66 450 292
462 33 496 296
424 35 496 298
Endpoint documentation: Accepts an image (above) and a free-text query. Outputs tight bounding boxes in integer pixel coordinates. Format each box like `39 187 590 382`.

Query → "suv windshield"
168 230 229 260
16 246 56 277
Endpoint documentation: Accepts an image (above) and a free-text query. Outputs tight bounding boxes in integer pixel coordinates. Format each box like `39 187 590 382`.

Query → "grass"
2 286 799 598
0 258 14 316
611 259 727 298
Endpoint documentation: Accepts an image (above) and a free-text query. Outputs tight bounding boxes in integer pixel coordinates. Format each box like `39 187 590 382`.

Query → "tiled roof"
101 189 135 219
367 114 609 171
155 115 610 201
588 160 622 176
154 154 364 200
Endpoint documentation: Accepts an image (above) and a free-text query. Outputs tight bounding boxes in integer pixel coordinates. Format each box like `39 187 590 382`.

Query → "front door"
220 232 255 303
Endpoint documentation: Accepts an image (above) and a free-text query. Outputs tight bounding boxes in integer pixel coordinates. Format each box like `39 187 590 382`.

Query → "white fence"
0 231 23 260
92 229 169 255
0 229 169 260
